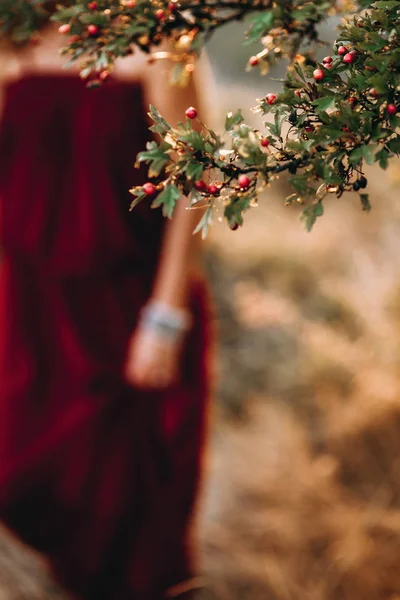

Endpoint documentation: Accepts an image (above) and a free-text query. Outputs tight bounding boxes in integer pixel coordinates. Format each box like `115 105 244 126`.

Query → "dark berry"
359 176 367 188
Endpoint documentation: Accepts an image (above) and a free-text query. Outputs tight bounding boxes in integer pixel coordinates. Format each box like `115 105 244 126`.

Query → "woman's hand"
124 325 184 390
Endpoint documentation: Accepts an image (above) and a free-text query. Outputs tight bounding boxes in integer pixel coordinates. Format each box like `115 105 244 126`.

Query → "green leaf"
349 145 376 166
374 1 398 8
293 62 307 83
265 112 283 138
376 148 390 169
225 109 244 131
129 189 146 210
193 206 213 239
151 184 181 218
178 131 205 151
360 193 371 212
245 11 274 44
362 145 377 165
137 141 170 177
289 174 314 195
313 96 336 112
301 203 324 232
148 105 171 136
387 137 400 154
184 162 204 181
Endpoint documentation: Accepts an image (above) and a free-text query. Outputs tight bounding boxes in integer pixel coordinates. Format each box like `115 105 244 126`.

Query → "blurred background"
1 15 400 600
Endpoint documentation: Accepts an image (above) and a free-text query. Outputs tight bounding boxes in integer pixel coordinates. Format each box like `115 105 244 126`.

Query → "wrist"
138 300 192 341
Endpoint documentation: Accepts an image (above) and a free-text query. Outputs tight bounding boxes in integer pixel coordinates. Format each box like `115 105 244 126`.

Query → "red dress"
0 74 210 600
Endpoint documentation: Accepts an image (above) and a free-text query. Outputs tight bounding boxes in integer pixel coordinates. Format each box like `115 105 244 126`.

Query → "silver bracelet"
139 301 192 341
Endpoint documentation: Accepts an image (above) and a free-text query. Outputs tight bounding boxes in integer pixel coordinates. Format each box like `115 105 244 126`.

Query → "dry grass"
196 161 400 600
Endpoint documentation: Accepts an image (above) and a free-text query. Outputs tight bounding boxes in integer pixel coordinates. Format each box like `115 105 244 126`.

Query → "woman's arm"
142 60 204 309
124 56 206 389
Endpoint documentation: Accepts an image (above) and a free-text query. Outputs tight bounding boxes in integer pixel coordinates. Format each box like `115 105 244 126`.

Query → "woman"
0 23 211 600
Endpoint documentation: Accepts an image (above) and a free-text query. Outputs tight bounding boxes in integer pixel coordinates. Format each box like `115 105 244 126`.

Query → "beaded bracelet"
139 301 192 342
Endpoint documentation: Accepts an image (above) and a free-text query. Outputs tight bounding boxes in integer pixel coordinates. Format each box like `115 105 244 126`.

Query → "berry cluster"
1 1 399 234
130 1 400 234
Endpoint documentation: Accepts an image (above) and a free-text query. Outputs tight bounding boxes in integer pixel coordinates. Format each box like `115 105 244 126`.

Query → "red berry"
260 138 270 147
348 97 357 109
124 0 136 6
207 184 220 195
313 69 325 82
58 24 71 35
294 90 302 97
342 126 350 133
88 1 98 9
230 223 239 231
68 34 80 43
323 56 333 64
185 106 197 119
168 1 178 10
387 104 398 116
194 180 206 191
99 70 110 81
305 125 314 133
88 24 99 35
155 9 165 20
249 56 259 67
238 174 251 189
343 52 355 64
266 93 277 105
337 46 348 56
143 182 157 195
324 63 333 69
